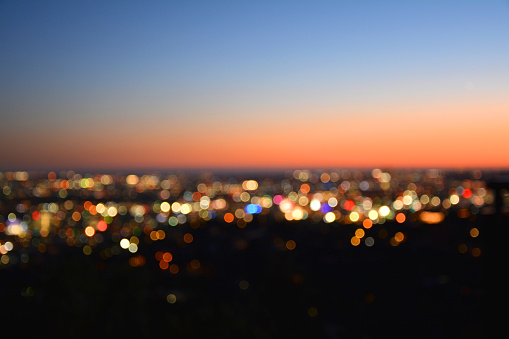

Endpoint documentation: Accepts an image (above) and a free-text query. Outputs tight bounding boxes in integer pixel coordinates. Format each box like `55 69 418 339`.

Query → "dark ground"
1 213 486 339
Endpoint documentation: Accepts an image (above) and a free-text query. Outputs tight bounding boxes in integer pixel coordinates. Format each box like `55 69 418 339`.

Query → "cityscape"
0 168 499 336
2 1 508 337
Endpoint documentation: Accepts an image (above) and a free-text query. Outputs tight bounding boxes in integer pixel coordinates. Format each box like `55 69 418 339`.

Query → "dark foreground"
2 216 485 338
1 169 503 338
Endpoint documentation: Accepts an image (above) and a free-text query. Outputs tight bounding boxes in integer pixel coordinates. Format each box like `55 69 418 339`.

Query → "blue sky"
1 1 508 169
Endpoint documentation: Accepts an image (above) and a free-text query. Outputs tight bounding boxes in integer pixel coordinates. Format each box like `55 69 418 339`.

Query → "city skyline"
1 1 508 170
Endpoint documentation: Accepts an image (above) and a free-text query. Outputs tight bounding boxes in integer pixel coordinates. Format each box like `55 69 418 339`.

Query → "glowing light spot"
396 213 406 223
279 199 295 213
189 259 201 270
300 184 310 194
242 180 258 191
171 202 181 213
351 236 360 246
403 196 413 206
159 261 169 270
167 294 177 304
120 238 130 249
83 245 92 255
32 211 41 220
379 206 390 217
365 237 374 247
419 211 445 224
128 243 138 253
84 226 95 237
126 175 139 185
150 231 159 241
96 203 106 214
107 206 117 217
349 211 360 222
450 194 460 205
471 247 481 257
355 228 365 238
368 210 378 220
48 171 57 181
4 242 13 251
463 189 472 199
328 197 338 208
224 213 234 223
470 228 479 238
310 199 321 211
168 216 178 226
156 230 165 240
183 233 194 243
324 212 335 223
393 200 404 210
394 232 405 242
162 252 173 262
273 195 284 205
420 195 430 205
363 219 372 229
235 209 245 219
286 240 296 250
169 264 179 274
180 203 191 214
344 200 355 211
411 201 422 211
240 192 250 202
160 202 170 213
362 199 372 210
298 196 309 206
292 207 304 220
245 204 262 214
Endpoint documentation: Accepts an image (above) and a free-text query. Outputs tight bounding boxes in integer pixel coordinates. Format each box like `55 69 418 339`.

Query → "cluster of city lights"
0 169 495 273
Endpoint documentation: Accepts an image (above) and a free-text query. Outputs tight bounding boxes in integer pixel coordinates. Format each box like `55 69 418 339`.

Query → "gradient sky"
1 0 508 170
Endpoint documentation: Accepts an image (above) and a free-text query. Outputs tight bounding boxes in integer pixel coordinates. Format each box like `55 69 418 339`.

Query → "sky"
1 0 508 171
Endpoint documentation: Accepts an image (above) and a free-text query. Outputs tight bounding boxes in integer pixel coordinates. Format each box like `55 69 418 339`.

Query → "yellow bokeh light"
160 201 170 213
292 207 304 220
279 199 295 213
128 243 138 253
379 206 390 217
180 203 191 214
393 200 404 210
310 199 321 211
349 211 360 222
324 212 335 223
126 174 139 185
171 202 181 213
328 197 338 207
298 196 309 206
167 294 177 304
242 180 258 191
402 195 413 206
355 228 365 238
95 203 106 214
107 206 117 217
368 210 378 220
120 238 130 249
419 211 445 224
450 194 460 205
470 227 479 238
84 226 95 237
